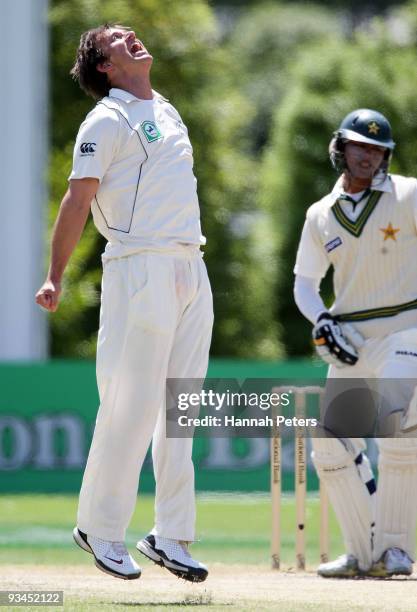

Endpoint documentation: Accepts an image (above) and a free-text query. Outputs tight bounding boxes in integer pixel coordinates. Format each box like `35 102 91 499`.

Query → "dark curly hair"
70 24 115 100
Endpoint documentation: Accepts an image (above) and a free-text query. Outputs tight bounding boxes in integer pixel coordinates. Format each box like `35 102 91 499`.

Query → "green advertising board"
0 360 326 493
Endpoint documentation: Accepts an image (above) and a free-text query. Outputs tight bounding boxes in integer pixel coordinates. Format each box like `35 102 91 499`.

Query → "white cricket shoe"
368 547 413 578
73 527 141 580
136 534 208 582
317 554 360 578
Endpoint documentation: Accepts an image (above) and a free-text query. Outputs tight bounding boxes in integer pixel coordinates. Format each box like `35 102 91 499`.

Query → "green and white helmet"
329 108 395 174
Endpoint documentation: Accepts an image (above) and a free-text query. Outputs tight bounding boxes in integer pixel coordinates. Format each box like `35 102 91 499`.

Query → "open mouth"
130 41 143 55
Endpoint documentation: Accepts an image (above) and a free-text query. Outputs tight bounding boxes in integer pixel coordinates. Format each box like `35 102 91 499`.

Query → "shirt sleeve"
69 107 120 183
293 212 330 279
293 274 327 324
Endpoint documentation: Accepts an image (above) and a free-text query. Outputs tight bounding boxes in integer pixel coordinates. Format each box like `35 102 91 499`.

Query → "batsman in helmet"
294 108 417 577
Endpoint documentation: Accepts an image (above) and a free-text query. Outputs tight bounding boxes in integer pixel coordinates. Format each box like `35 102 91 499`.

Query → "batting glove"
341 322 365 350
312 313 359 367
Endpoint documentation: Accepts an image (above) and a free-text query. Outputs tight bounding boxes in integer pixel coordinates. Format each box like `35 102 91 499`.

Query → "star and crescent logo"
380 222 400 241
368 121 380 135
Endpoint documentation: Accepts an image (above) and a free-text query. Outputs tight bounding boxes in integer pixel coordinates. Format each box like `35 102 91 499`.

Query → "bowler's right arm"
35 177 99 312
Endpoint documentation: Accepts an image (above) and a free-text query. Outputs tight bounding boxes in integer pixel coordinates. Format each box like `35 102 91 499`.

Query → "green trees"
260 27 417 355
48 0 417 360
48 0 279 358
224 3 342 152
211 0 407 13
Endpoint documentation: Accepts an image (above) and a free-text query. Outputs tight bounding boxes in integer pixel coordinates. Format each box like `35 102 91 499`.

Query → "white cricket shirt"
294 174 417 338
69 88 205 259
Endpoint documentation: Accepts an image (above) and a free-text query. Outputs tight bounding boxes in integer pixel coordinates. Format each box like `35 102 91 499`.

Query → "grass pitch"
0 493 342 567
2 494 417 611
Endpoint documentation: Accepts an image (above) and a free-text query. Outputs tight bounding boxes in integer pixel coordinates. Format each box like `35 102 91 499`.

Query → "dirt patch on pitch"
3 563 417 611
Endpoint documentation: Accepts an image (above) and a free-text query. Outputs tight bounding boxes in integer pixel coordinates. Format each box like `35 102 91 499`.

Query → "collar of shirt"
329 173 392 205
108 88 166 103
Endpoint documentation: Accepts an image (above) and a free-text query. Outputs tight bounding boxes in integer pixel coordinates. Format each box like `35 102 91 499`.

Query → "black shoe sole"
95 558 141 581
136 538 208 583
73 528 141 580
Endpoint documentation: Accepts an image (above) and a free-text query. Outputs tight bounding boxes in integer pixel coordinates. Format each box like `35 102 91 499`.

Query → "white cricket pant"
314 328 417 566
77 249 213 542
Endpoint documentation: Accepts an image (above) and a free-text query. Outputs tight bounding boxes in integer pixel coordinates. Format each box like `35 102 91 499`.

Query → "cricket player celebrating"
36 24 213 582
294 108 417 577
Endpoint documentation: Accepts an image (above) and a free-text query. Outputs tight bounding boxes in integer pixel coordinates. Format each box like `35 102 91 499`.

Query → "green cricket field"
1 494 417 611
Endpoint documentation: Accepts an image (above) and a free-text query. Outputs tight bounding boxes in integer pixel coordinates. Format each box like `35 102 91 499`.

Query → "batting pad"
373 438 417 562
312 437 373 570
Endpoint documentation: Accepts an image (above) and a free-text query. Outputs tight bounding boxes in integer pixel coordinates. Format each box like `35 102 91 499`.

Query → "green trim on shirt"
335 299 417 322
331 190 384 237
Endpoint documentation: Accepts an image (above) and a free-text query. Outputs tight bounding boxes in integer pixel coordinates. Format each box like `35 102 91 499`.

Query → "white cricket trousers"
77 249 213 542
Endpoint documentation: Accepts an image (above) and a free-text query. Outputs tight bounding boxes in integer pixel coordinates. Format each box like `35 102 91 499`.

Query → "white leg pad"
373 438 417 562
312 437 373 570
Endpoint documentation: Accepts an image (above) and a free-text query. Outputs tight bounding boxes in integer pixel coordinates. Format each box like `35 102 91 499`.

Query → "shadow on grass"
109 592 234 606
109 604 231 608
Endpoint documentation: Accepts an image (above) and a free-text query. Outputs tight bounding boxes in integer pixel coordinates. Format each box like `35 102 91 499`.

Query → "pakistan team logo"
141 120 163 143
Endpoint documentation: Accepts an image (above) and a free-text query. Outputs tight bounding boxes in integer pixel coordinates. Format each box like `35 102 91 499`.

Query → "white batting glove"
341 323 365 350
312 313 359 367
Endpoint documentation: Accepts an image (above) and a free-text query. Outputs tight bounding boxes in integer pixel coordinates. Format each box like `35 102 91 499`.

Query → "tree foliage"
48 0 280 359
48 0 417 360
259 24 417 356
212 0 407 14
224 3 342 152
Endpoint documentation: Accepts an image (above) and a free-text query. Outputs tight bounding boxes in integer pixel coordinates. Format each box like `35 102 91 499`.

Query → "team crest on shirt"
380 222 400 241
141 121 163 143
325 237 342 253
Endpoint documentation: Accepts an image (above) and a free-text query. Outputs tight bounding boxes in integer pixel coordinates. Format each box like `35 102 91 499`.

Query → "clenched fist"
35 279 62 312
